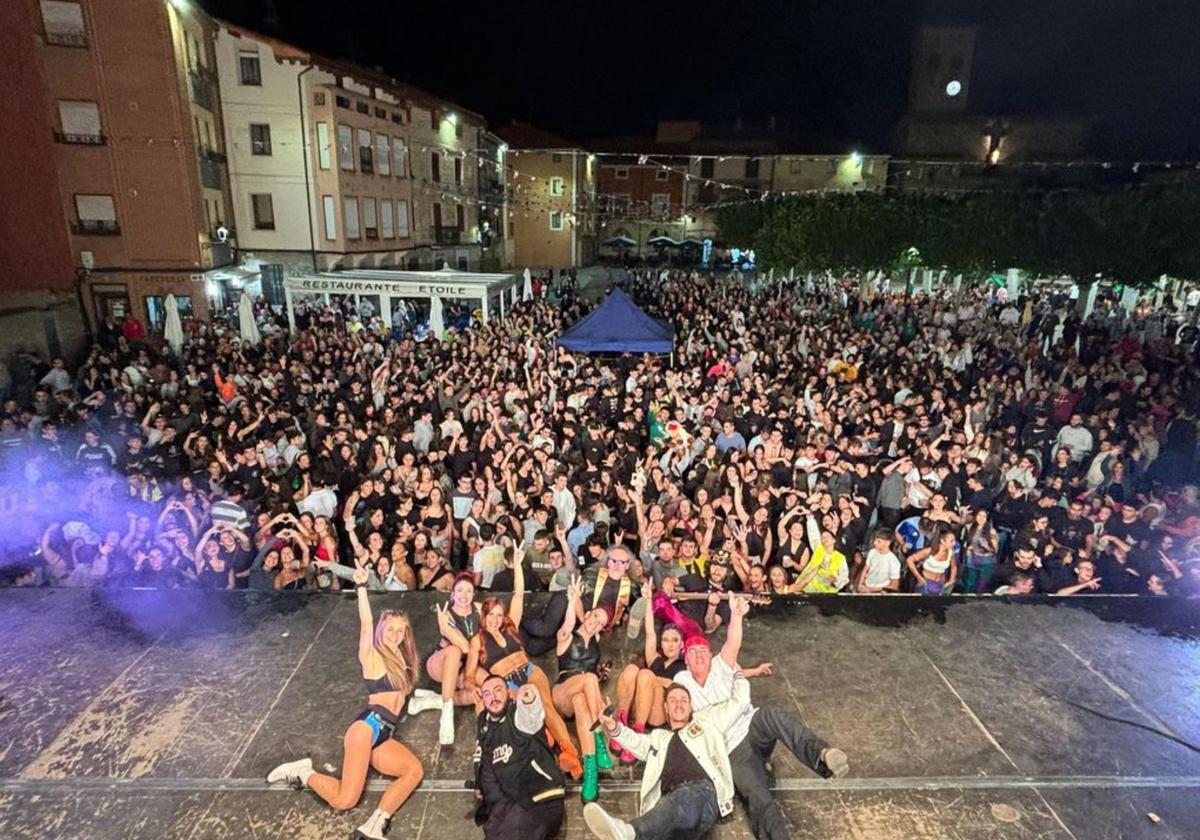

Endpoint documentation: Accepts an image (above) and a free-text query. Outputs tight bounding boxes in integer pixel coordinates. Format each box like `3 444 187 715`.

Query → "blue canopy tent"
556 288 674 355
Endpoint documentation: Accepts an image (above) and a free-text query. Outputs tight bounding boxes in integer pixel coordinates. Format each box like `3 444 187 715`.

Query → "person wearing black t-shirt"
584 679 746 840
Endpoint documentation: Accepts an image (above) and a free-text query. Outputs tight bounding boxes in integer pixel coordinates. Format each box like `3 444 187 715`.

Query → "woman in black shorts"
267 566 422 840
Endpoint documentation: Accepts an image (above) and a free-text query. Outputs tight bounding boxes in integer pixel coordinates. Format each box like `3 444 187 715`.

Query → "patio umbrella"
523 267 533 301
163 293 184 353
647 235 680 247
603 235 636 248
237 291 260 346
429 295 445 338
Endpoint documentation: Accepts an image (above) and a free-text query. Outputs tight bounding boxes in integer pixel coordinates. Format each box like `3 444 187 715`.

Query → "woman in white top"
906 529 958 595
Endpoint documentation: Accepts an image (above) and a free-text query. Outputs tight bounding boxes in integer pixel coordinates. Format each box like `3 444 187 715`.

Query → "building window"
549 176 564 196
392 138 406 177
395 200 410 237
376 134 390 176
250 193 275 229
454 158 463 184
238 53 262 86
73 194 118 234
313 91 326 106
457 256 468 270
789 158 804 174
651 193 670 219
322 195 336 240
41 1 87 48
337 124 353 170
357 129 373 173
655 170 669 181
456 204 465 230
316 122 331 170
700 158 714 178
381 200 394 238
56 100 103 144
362 197 378 239
431 152 440 182
552 153 563 163
249 123 272 155
430 110 438 130
745 158 760 179
864 159 875 176
549 211 563 231
335 95 351 109
374 106 386 119
343 197 360 239
456 122 463 139
356 101 369 115
391 112 403 125
614 167 629 179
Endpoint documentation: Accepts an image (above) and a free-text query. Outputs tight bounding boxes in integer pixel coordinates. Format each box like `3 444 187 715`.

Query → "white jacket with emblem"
609 672 749 817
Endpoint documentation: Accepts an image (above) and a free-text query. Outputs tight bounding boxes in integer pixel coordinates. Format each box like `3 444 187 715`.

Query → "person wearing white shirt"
857 531 902 593
583 675 749 840
551 473 577 530
673 597 848 840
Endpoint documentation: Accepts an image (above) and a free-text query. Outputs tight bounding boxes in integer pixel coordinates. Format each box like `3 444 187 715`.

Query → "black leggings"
519 591 570 657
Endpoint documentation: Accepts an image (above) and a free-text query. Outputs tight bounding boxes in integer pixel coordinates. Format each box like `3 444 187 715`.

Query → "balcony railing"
53 130 106 146
72 219 120 236
45 30 87 48
433 225 460 245
200 147 227 163
189 71 213 111
199 156 223 189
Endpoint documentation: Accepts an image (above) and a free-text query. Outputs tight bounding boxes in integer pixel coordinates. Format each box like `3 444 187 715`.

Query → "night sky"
203 0 1200 158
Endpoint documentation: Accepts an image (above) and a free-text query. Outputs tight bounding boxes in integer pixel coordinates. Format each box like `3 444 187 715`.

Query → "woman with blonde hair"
267 566 423 840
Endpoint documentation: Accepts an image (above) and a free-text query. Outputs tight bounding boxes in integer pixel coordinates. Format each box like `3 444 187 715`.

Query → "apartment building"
590 138 692 256
214 21 491 287
496 124 596 269
20 0 238 338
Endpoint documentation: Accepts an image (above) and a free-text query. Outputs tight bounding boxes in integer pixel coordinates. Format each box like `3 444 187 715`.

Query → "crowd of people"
3 269 1199 604
5 267 1200 838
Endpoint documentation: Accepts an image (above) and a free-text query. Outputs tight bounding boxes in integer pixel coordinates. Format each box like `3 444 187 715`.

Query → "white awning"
284 266 518 298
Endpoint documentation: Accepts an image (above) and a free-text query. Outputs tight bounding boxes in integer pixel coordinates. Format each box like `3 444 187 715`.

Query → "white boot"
266 756 313 788
583 802 635 840
438 699 455 746
355 808 392 840
407 688 444 715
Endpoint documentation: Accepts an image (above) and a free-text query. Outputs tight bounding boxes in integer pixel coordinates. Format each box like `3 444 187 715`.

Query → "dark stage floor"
0 588 1198 839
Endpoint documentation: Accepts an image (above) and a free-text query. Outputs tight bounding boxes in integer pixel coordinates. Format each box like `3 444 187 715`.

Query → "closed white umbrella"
163 293 184 353
429 296 445 339
238 291 260 346
523 267 533 301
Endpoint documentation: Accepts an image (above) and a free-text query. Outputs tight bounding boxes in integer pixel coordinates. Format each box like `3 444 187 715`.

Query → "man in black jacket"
474 675 566 840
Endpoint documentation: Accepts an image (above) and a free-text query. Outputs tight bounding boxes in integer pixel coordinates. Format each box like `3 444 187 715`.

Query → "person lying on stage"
474 676 567 840
581 673 751 840
674 594 850 840
267 566 423 840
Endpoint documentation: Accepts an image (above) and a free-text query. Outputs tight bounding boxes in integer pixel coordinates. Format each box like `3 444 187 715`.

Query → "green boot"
581 753 599 803
593 729 614 770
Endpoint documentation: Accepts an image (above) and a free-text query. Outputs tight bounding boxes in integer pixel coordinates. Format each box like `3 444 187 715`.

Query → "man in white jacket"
582 671 750 840
675 596 849 840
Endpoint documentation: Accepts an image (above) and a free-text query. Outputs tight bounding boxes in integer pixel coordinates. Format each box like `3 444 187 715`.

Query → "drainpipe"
297 64 317 272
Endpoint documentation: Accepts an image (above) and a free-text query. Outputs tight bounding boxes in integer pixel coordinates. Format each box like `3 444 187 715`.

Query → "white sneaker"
822 747 850 778
355 809 391 840
583 803 635 840
407 688 444 715
438 701 455 746
266 756 312 788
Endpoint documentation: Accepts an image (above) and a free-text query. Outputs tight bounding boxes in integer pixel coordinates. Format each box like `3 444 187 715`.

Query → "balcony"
200 147 227 164
433 225 460 245
72 219 120 236
204 240 234 268
199 156 222 189
189 71 213 111
53 130 106 146
45 30 87 48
